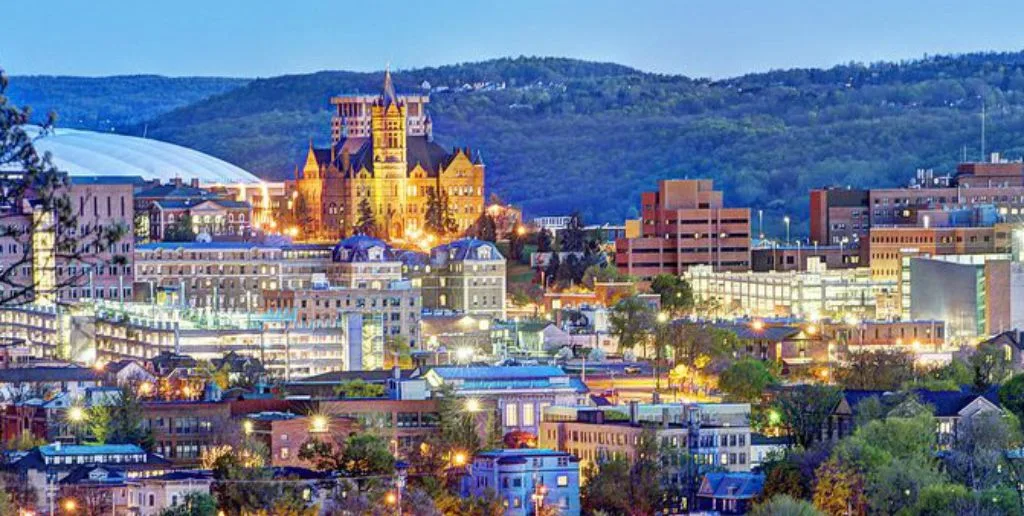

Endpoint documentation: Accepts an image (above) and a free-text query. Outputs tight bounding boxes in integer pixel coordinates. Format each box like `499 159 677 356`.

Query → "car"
623 366 642 375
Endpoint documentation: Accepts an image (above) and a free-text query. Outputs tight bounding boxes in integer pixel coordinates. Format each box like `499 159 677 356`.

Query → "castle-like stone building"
295 70 485 241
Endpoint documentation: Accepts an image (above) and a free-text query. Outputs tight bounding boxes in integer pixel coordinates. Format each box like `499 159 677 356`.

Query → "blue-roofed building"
461 448 580 516
697 472 765 514
421 366 588 437
423 238 507 318
328 235 403 288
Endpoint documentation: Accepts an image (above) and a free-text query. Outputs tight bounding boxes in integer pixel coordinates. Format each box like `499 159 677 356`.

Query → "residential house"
461 449 580 516
696 472 765 514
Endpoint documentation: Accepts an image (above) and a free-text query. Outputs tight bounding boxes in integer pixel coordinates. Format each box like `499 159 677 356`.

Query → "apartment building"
616 179 751 278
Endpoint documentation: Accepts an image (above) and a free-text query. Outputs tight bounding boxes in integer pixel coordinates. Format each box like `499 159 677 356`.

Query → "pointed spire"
382 64 398 106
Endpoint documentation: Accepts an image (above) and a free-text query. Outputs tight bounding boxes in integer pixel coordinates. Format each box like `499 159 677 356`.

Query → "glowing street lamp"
455 346 474 365
465 399 481 413
751 319 765 331
63 499 77 513
656 312 669 324
783 216 791 244
243 420 254 435
68 406 86 423
310 415 329 433
452 451 468 467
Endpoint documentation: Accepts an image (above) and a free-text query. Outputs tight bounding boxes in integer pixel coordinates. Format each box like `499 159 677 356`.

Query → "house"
211 351 266 386
697 472 765 514
420 366 588 438
148 352 199 378
6 443 171 506
1 392 76 443
105 359 157 386
461 449 580 516
825 387 1003 445
0 366 104 402
750 434 792 470
58 464 137 514
715 321 832 376
242 411 358 467
133 470 214 516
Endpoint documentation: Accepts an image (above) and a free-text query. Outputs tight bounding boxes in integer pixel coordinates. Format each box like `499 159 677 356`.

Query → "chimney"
629 401 639 425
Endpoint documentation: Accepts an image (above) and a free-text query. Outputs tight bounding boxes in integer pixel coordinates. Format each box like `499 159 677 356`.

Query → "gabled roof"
59 465 128 485
699 472 765 500
841 387 1001 418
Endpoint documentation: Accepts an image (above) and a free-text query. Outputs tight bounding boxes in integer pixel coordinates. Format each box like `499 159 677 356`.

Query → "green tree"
1000 373 1024 427
719 358 778 402
356 197 376 236
536 229 553 253
971 340 1014 389
158 492 218 516
649 273 694 315
609 296 655 355
751 495 824 516
581 263 631 289
835 349 916 390
560 211 586 253
774 385 842 448
5 429 46 451
469 213 497 242
333 378 386 398
580 428 664 515
943 411 1020 492
164 213 196 242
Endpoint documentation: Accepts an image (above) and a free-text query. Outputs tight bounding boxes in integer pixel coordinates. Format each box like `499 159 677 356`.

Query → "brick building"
616 179 751 278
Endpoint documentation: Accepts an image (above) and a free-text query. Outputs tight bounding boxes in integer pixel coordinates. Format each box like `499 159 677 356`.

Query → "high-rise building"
294 70 485 240
616 179 751 278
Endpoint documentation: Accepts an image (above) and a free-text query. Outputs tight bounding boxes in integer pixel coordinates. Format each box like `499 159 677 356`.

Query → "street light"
68 406 85 423
452 452 468 467
63 499 77 513
465 399 481 413
783 216 791 245
310 415 329 433
455 346 474 365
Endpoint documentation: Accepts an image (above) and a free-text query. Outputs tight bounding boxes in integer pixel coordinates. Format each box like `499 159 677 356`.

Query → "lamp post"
783 216 791 245
394 460 408 516
655 312 669 395
532 484 548 515
758 209 764 240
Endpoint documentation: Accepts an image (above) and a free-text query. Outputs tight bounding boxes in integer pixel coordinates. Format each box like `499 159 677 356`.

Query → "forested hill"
13 53 1024 230
6 75 249 130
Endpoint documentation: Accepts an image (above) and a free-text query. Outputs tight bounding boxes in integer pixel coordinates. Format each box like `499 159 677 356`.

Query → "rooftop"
39 444 145 456
23 126 263 185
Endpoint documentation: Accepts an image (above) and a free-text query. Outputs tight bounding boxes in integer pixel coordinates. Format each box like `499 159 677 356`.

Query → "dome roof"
24 126 262 185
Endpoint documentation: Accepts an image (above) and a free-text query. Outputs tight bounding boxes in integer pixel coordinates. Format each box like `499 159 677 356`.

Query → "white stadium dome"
24 126 263 185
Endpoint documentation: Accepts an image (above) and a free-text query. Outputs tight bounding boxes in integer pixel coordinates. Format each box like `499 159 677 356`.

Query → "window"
505 403 518 426
557 475 569 487
522 403 535 427
281 447 290 459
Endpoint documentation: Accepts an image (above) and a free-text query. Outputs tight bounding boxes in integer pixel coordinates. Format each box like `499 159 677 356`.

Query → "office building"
616 179 751 278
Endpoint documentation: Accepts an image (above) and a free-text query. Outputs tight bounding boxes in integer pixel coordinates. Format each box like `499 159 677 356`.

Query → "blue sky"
5 0 1024 78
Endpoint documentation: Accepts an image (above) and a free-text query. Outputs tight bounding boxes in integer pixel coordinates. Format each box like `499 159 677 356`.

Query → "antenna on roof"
142 124 148 139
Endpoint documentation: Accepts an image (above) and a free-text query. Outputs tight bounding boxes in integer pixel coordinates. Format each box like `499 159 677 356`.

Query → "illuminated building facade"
295 70 485 240
616 179 751 278
685 259 897 320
